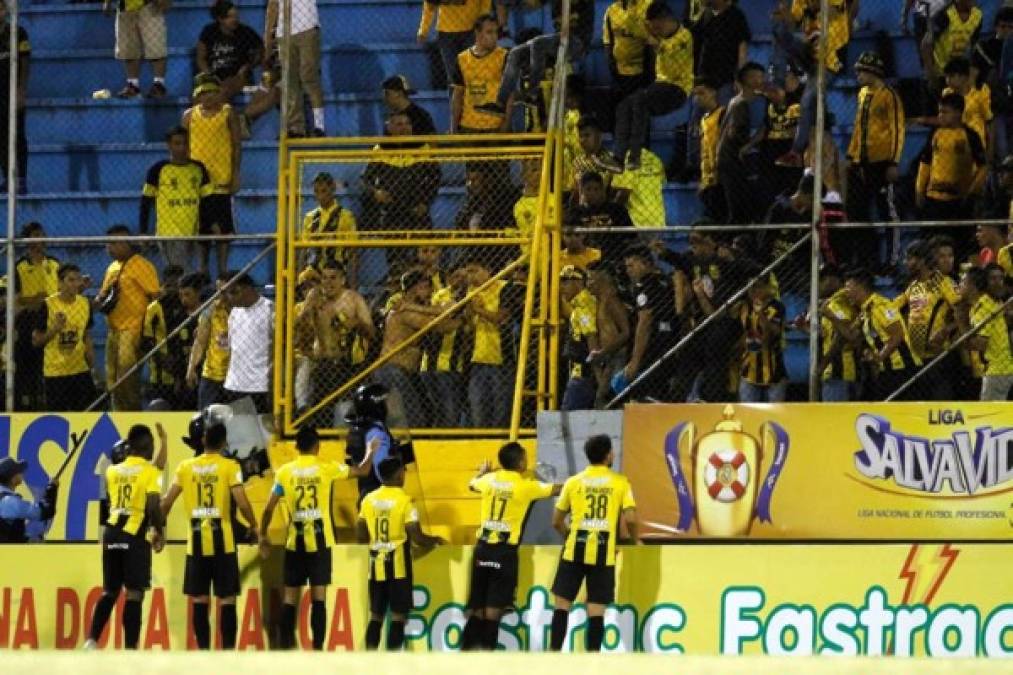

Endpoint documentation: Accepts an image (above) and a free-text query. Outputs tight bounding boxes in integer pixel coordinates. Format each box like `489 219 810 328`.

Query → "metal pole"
807 0 830 402
606 233 812 408
5 0 19 411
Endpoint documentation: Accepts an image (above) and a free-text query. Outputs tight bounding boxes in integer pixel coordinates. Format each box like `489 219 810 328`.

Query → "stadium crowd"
2 0 1013 417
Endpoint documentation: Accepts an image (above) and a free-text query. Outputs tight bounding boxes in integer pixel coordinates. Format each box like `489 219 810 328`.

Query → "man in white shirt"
264 0 325 136
223 273 274 412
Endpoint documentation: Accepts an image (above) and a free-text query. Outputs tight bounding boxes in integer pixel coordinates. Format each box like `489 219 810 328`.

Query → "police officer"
0 457 58 543
346 383 412 501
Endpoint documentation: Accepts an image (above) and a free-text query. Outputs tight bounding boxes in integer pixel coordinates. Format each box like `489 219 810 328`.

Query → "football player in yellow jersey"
549 435 637 652
259 426 377 650
460 442 560 651
357 457 444 651
160 418 259 650
84 424 166 650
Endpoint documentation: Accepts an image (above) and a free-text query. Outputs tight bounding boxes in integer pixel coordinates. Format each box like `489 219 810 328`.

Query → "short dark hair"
964 267 988 292
737 61 765 83
577 114 603 132
998 6 1013 24
57 263 80 281
295 426 319 453
844 267 875 291
209 0 234 20
179 273 204 291
584 434 612 464
163 264 185 280
929 234 956 253
378 457 403 482
905 239 931 261
623 244 654 262
230 272 255 289
165 125 188 142
644 1 673 21
473 12 498 31
204 422 227 449
126 424 153 455
498 442 525 471
217 270 234 283
107 224 132 236
579 171 604 187
943 56 971 76
979 222 1009 237
939 92 965 113
20 221 44 239
320 260 346 275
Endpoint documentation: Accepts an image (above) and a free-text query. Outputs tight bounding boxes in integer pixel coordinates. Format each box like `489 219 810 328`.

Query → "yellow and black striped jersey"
859 293 922 373
272 455 351 553
556 465 635 567
105 456 163 537
172 452 243 556
359 485 418 581
470 470 554 546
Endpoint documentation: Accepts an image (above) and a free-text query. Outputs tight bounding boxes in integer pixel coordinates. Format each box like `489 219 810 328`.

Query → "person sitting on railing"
298 261 375 427
958 266 1013 401
31 263 97 412
140 126 213 273
596 1 692 175
196 0 277 139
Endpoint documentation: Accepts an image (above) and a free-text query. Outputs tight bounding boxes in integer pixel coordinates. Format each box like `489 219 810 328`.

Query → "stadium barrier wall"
0 412 521 544
624 403 1013 540
0 542 1010 655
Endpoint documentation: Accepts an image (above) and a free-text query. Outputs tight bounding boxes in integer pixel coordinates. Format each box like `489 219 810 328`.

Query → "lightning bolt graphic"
899 544 961 606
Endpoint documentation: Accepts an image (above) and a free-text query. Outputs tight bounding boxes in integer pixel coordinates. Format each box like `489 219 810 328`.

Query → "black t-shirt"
404 102 437 136
633 272 679 360
198 23 263 81
0 25 29 92
684 253 752 311
717 95 753 167
693 6 751 87
570 202 634 260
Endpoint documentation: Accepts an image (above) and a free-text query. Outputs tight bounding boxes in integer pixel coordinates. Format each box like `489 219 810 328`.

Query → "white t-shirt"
915 0 948 18
275 0 320 38
225 295 274 393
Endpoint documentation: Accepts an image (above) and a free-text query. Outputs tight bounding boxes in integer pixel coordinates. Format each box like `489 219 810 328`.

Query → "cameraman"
0 457 58 543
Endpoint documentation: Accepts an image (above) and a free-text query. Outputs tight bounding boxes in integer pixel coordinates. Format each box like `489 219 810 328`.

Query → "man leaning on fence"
98 225 161 411
223 274 274 414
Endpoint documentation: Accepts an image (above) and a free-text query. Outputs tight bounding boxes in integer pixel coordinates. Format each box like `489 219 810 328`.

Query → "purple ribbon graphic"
756 422 790 524
664 423 695 533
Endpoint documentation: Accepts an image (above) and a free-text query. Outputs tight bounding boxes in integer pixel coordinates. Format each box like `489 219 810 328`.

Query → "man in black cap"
382 75 437 136
0 457 58 543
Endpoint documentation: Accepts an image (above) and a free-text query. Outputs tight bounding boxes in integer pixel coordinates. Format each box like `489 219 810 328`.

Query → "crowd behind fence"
2 0 1013 425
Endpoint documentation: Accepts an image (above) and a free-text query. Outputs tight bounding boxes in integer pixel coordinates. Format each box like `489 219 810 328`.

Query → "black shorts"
466 542 519 610
199 193 235 235
183 553 241 598
283 548 332 587
101 527 151 593
551 558 616 605
368 577 414 615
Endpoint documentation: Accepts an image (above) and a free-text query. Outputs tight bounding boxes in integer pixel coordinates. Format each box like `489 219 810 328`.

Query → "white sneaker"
82 638 98 650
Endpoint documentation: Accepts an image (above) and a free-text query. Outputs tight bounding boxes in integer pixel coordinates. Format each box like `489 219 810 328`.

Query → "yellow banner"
0 543 1009 655
622 403 1013 539
0 413 511 543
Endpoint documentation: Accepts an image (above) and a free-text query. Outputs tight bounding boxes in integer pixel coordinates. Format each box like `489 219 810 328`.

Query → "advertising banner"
622 403 1013 540
0 413 505 543
0 543 1009 656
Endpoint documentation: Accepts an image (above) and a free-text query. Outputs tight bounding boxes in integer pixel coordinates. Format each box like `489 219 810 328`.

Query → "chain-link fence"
277 137 553 435
3 233 275 413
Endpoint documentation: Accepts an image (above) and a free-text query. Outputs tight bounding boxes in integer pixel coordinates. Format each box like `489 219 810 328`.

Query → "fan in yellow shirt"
612 148 666 227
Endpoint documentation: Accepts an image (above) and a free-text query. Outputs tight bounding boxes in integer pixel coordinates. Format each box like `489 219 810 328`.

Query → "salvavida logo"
853 414 1013 496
